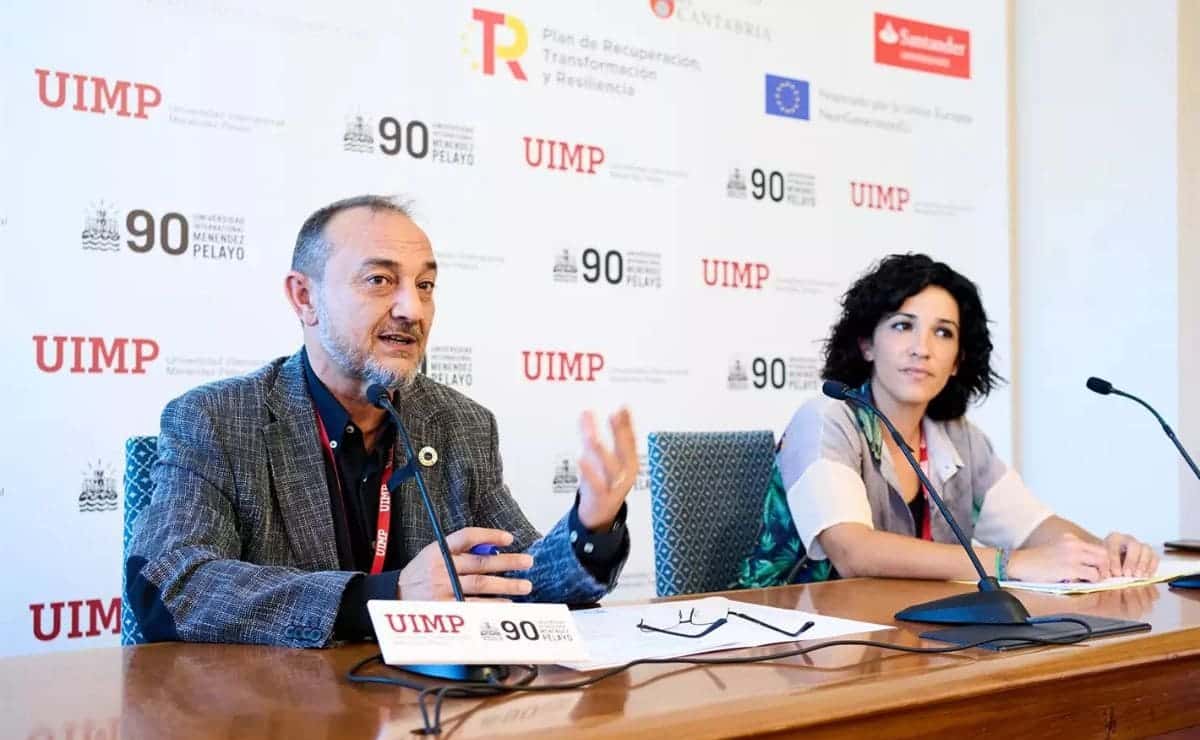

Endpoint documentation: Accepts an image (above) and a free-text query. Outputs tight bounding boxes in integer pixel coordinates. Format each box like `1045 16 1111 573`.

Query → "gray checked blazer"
126 350 622 647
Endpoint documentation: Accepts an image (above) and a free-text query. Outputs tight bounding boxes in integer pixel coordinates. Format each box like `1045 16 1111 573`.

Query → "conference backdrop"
0 0 1009 657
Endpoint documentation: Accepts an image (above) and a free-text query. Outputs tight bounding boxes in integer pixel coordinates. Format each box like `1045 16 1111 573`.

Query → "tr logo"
470 9 528 80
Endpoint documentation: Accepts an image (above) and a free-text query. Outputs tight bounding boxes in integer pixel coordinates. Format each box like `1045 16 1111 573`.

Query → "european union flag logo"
765 74 810 120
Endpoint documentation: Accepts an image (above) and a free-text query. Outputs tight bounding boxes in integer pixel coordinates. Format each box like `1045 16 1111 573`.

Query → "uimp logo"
468 9 528 80
30 597 120 641
384 612 466 634
874 13 970 79
35 69 162 118
34 335 160 374
850 181 910 212
650 0 675 18
522 351 605 382
523 137 605 174
701 259 770 290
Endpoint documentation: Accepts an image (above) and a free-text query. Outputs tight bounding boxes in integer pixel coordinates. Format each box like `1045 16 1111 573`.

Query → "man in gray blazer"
126 195 638 647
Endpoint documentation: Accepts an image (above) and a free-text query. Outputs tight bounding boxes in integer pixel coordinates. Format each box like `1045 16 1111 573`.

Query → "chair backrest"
122 435 158 645
647 430 775 597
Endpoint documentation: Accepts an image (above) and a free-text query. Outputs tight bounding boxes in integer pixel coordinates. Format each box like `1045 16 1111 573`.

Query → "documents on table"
560 596 892 672
998 555 1200 595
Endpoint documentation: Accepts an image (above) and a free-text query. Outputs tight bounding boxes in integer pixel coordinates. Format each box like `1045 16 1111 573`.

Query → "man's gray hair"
291 194 413 279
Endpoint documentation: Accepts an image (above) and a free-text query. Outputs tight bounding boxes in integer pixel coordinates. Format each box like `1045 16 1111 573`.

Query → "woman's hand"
1101 532 1158 578
1007 532 1113 582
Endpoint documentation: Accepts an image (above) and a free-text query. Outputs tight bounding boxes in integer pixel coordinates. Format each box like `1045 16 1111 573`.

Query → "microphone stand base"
1169 575 1200 589
896 587 1031 625
399 663 511 683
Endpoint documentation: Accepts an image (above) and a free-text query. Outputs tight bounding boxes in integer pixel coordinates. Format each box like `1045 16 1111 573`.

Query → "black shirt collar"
301 347 360 445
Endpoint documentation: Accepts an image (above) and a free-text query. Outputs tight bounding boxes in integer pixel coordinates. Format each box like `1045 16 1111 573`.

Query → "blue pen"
470 544 500 556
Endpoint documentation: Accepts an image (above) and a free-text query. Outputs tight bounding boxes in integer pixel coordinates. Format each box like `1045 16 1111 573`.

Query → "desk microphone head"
1085 374 1200 493
366 383 391 408
822 380 854 401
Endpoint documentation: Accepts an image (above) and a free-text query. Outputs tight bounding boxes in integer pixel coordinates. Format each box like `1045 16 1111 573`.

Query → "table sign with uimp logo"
367 600 589 665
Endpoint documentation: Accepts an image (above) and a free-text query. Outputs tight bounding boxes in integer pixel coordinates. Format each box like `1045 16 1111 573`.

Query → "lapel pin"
418 446 438 467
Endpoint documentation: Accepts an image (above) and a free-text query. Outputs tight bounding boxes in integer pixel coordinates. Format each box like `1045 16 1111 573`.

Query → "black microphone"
368 383 465 601
1086 376 1200 481
367 383 509 680
1086 376 1200 590
822 380 1031 624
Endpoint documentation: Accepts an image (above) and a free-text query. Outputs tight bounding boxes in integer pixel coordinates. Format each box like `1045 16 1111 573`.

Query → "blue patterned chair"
647 430 775 597
122 435 158 645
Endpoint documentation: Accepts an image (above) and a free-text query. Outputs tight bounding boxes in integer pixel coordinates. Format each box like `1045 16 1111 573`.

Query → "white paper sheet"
560 596 892 672
998 555 1200 594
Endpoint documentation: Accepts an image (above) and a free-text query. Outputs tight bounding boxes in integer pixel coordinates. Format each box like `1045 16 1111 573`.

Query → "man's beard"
314 299 419 391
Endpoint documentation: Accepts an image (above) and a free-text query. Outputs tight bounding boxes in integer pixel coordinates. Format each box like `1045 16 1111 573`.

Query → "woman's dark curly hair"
823 253 1002 420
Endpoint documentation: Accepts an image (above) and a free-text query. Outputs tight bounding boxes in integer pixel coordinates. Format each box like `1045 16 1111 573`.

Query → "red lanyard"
314 411 394 575
917 437 932 541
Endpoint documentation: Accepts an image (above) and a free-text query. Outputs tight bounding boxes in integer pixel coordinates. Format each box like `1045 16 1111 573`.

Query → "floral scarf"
734 383 879 588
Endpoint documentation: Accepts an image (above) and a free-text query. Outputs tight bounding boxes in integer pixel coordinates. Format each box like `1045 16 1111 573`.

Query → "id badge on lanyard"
918 438 932 541
315 412 394 575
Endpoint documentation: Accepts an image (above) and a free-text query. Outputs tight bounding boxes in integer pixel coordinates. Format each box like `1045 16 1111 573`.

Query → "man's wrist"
334 570 402 640
577 501 619 532
569 493 627 562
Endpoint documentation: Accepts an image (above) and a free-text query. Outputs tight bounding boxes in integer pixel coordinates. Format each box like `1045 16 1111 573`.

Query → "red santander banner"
874 13 970 79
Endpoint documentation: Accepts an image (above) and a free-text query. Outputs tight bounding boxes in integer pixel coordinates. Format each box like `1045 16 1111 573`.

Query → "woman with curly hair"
737 253 1157 587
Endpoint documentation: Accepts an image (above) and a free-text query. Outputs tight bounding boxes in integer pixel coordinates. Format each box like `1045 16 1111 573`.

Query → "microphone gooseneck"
821 380 1031 624
366 383 514 681
822 381 993 585
367 383 466 602
1086 376 1200 482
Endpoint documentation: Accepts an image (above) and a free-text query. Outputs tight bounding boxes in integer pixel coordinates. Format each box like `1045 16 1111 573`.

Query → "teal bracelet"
995 548 1010 580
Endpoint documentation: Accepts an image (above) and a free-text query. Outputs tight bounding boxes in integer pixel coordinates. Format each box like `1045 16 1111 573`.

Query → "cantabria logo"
35 69 162 119
466 9 528 80
874 13 970 79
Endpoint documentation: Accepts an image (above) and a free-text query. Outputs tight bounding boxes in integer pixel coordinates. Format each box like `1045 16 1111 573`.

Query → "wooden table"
4 577 1200 739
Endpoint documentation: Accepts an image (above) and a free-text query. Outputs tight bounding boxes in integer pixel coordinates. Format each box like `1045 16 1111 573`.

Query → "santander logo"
874 13 970 79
